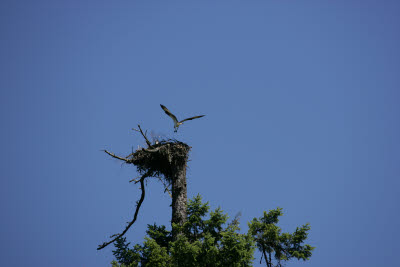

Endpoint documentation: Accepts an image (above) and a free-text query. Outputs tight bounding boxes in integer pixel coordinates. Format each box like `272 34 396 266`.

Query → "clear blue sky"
1 1 399 266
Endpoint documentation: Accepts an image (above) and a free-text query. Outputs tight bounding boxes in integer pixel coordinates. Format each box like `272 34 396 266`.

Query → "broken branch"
132 125 152 148
104 150 131 163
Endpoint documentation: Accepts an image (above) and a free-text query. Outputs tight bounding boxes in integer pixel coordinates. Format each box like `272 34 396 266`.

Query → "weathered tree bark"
170 156 188 237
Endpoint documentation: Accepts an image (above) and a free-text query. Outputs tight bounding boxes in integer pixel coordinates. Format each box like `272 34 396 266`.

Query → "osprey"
160 104 205 132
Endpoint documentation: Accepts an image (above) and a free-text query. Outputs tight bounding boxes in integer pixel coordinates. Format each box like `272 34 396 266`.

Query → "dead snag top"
98 125 191 250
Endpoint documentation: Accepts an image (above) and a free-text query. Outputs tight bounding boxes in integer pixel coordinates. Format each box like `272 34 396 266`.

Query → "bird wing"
179 115 205 123
160 104 179 124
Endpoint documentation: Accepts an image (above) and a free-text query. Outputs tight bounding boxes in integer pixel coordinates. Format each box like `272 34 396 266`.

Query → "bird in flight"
160 104 205 132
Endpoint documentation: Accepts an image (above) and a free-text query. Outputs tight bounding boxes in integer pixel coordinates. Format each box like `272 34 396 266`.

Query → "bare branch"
125 147 135 158
132 125 152 148
125 152 134 158
129 177 141 183
104 150 131 163
97 171 151 250
155 176 172 198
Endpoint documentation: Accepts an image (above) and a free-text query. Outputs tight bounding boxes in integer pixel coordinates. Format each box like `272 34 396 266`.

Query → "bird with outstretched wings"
160 104 205 132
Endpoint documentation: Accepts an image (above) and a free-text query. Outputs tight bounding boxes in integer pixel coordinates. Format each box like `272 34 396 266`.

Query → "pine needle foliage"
111 195 255 267
248 208 315 267
110 196 315 267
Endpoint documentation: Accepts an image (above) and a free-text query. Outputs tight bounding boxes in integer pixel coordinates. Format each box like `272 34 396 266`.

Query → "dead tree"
97 125 190 250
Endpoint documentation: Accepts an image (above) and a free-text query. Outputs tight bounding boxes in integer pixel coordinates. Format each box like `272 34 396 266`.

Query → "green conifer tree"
248 208 315 267
111 196 314 266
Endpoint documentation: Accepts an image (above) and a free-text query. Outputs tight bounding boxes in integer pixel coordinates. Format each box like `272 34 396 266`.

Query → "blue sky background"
1 1 399 266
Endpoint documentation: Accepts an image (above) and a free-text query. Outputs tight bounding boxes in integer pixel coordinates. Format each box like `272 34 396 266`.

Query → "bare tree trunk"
171 156 188 239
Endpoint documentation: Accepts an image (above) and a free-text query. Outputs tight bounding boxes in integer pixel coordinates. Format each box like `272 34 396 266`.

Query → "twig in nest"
132 124 152 148
144 147 161 153
125 146 135 159
97 171 151 250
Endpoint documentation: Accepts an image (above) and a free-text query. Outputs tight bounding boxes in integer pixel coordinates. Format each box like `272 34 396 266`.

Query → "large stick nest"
131 140 190 182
